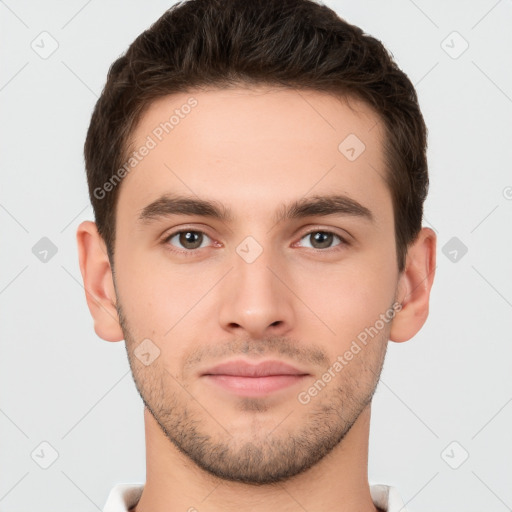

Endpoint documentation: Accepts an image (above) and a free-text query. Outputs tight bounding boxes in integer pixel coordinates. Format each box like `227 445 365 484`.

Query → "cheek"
115 254 172 337
292 254 397 346
115 248 216 341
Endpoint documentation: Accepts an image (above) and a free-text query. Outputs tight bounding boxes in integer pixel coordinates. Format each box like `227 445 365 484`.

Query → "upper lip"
201 359 309 377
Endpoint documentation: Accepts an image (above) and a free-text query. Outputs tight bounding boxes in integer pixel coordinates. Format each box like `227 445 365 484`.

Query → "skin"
77 87 436 512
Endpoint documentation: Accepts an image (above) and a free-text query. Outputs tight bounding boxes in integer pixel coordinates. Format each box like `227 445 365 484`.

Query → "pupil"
313 232 331 248
182 231 201 248
178 232 333 250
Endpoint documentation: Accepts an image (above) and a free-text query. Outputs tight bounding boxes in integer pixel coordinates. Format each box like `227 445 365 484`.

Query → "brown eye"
165 230 210 250
298 230 347 250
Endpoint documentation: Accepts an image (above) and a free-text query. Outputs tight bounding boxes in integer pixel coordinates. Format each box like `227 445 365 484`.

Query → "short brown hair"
84 0 428 273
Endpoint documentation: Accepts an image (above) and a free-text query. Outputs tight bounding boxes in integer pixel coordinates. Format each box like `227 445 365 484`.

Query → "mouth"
200 359 310 397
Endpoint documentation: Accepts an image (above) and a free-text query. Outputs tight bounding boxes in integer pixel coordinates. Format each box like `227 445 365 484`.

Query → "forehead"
118 86 391 227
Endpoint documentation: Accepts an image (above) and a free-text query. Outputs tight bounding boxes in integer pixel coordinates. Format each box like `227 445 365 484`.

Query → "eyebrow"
137 193 375 226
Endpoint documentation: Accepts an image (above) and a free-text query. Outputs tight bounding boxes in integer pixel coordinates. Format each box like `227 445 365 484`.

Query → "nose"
218 241 295 339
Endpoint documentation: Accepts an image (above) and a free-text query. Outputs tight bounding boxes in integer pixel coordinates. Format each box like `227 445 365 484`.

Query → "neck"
132 405 379 512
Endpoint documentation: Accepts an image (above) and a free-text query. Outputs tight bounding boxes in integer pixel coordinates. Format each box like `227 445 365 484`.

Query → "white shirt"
102 483 408 511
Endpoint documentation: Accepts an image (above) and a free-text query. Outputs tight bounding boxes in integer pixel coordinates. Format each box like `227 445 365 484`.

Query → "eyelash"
161 227 350 257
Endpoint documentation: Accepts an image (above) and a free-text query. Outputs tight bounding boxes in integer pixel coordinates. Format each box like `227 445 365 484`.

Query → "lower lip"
203 374 308 396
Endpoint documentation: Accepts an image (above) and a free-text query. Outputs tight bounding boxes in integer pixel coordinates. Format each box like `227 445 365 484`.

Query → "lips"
201 360 309 397
201 360 309 378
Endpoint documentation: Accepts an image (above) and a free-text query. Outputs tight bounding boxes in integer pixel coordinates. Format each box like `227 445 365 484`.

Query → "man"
76 0 436 510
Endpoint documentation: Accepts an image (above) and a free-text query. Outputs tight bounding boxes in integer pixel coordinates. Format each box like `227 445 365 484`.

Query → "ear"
389 227 437 343
76 220 124 342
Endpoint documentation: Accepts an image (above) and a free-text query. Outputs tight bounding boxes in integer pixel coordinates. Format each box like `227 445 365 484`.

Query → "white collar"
102 483 408 512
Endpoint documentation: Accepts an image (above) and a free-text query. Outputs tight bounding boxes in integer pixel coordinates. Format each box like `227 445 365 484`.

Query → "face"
112 87 400 484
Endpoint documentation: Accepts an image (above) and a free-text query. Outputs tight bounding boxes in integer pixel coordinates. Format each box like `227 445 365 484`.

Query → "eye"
163 229 213 252
296 229 348 251
161 227 349 256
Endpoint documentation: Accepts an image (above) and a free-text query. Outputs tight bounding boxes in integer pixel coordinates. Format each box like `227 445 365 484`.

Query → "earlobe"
76 220 124 342
389 227 437 343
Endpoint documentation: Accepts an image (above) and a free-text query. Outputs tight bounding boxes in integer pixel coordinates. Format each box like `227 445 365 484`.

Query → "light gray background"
1 1 511 511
